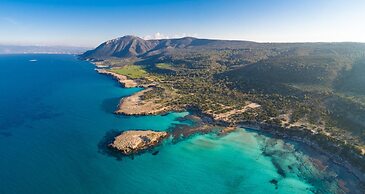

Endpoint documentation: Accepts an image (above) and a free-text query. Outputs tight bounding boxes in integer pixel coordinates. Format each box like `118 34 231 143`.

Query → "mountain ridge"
81 35 365 61
80 35 259 59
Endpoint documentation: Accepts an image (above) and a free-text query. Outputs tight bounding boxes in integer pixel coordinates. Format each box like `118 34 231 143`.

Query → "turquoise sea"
0 54 361 194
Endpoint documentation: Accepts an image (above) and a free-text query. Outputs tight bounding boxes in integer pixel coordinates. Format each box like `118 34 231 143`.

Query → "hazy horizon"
3 35 365 48
1 0 365 47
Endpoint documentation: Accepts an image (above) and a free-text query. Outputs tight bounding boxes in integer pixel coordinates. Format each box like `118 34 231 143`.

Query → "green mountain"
80 35 258 59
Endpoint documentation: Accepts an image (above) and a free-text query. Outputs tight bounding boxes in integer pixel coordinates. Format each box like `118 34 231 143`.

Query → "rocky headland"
115 87 173 115
96 69 138 88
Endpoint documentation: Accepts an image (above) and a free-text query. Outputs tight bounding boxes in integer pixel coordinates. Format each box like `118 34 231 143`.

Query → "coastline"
93 63 365 186
189 107 365 183
95 69 138 88
114 87 174 115
239 122 365 183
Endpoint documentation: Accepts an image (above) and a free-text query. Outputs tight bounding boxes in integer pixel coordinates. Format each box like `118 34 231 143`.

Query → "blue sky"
1 0 364 47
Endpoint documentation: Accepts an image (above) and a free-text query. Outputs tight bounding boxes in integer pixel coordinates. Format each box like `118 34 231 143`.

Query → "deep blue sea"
0 54 361 194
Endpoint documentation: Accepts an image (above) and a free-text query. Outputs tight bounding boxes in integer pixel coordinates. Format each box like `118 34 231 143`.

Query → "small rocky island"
109 130 168 155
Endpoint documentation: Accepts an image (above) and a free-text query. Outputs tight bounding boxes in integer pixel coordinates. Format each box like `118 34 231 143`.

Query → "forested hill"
82 36 365 106
80 35 259 59
81 35 365 62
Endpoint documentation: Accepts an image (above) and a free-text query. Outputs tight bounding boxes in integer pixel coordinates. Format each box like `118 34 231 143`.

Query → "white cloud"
172 33 199 38
144 32 169 40
144 32 199 40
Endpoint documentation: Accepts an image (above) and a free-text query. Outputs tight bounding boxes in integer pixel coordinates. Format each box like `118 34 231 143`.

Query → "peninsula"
81 35 365 176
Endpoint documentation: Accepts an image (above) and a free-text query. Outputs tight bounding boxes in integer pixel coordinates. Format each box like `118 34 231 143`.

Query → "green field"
155 63 173 70
110 65 147 79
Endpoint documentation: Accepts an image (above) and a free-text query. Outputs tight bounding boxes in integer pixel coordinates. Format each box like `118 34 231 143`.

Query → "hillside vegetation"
82 36 365 164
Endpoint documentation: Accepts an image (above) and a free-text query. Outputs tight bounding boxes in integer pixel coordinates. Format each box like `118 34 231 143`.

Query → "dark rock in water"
152 151 159 155
269 179 279 189
270 179 278 184
271 159 286 178
288 165 293 170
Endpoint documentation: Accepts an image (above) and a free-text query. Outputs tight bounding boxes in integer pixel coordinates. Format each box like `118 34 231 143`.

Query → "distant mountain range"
80 35 260 59
0 45 90 54
81 35 365 61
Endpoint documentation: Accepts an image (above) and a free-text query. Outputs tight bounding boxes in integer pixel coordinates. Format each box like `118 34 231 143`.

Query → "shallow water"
0 54 360 193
